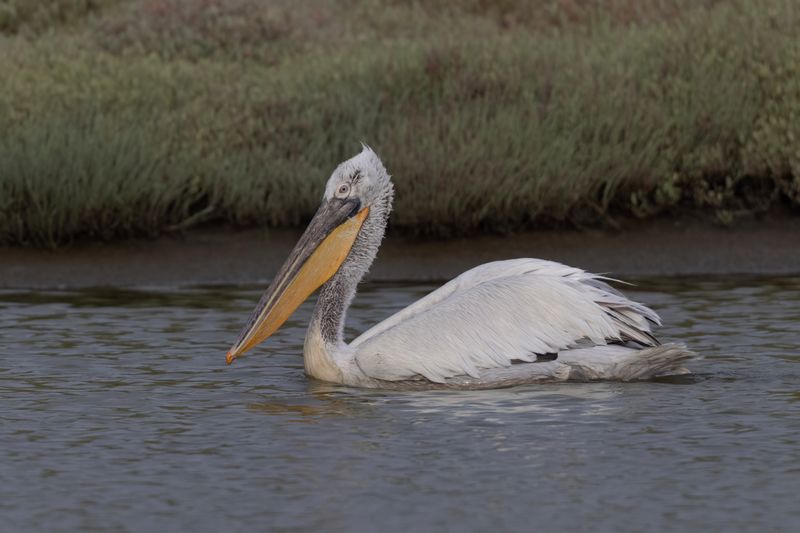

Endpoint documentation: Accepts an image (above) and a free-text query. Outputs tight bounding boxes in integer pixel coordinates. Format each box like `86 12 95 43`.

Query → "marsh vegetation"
1 0 799 246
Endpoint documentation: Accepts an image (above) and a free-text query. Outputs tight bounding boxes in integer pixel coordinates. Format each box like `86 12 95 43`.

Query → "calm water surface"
1 277 799 532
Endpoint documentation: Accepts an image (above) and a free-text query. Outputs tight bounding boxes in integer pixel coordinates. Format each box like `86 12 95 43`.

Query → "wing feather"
352 259 660 383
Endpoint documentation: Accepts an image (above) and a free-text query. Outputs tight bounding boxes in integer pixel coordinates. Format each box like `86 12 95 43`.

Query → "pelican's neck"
303 201 390 382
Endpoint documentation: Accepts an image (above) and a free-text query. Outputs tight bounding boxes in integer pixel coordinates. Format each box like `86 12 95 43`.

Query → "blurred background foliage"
0 0 798 246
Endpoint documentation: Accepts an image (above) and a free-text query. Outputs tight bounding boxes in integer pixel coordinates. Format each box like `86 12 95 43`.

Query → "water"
1 277 799 532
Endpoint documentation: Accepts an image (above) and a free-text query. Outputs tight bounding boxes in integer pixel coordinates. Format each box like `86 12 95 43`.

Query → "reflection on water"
1 277 800 532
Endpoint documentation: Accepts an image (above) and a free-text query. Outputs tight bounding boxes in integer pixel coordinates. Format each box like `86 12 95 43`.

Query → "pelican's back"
351 259 692 386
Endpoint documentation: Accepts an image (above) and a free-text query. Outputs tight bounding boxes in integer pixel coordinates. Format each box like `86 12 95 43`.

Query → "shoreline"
1 217 799 289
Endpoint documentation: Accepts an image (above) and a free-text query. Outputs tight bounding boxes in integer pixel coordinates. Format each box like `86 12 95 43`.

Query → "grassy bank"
1 0 799 246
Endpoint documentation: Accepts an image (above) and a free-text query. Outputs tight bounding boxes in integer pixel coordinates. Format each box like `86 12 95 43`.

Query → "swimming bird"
226 146 693 389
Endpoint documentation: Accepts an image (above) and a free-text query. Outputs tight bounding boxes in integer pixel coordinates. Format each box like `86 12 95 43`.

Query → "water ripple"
1 277 799 532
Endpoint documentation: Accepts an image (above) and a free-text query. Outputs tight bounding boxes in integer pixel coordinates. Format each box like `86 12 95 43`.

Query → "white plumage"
352 258 663 384
228 147 694 389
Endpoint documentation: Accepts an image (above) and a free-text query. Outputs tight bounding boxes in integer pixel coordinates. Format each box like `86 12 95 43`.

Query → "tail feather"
558 343 696 381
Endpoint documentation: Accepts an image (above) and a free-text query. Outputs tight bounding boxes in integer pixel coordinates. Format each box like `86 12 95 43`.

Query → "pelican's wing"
351 259 661 383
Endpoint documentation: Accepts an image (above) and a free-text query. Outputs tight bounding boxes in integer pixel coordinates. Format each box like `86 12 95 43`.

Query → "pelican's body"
227 147 693 389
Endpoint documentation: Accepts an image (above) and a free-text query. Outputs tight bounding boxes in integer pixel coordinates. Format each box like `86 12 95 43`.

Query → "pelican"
226 146 693 389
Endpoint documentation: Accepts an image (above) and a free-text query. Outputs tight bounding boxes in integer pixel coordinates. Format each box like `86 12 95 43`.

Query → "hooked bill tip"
226 350 236 365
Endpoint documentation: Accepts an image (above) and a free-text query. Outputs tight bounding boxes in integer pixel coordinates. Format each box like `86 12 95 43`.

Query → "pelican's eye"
335 182 351 198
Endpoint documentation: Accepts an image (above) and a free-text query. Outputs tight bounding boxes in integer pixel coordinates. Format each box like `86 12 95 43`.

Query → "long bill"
226 198 369 364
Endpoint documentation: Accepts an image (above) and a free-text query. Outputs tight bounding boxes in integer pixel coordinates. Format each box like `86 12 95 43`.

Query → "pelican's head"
226 145 393 364
323 145 393 213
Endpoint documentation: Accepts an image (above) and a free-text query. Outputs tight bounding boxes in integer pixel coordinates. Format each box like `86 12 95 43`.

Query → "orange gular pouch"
226 200 369 363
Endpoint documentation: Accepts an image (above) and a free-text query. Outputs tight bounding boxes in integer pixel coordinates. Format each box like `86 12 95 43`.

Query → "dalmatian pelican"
226 146 693 389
